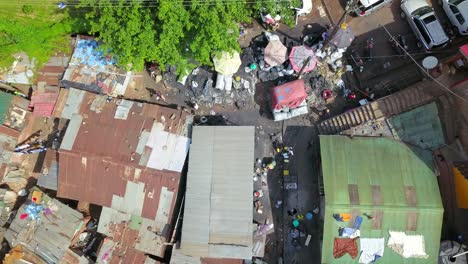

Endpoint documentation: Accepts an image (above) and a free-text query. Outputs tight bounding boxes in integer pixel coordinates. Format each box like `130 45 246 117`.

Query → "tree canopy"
0 0 302 74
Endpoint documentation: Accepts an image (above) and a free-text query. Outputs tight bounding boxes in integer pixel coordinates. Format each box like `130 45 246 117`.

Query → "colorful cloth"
334 238 358 259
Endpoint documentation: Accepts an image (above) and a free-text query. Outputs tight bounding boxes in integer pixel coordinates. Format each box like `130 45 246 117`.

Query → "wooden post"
297 56 312 79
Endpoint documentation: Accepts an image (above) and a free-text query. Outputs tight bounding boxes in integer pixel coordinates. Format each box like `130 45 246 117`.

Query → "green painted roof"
389 102 445 150
0 91 14 124
320 136 443 264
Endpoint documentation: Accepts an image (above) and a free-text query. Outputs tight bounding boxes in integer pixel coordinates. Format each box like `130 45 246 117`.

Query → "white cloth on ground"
359 238 385 264
387 231 428 258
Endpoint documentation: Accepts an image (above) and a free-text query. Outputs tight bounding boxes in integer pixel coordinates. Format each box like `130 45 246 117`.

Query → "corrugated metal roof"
61 249 90 264
0 125 18 177
388 102 445 150
179 126 254 259
61 36 142 96
56 89 190 166
4 189 84 263
0 95 31 131
29 92 59 117
55 88 192 260
96 236 148 264
60 114 83 150
36 52 69 87
0 92 14 124
320 136 444 264
37 150 58 190
59 88 86 119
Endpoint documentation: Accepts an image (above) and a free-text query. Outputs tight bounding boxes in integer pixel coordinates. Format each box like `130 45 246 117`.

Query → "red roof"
271 79 308 110
29 92 59 117
0 124 20 139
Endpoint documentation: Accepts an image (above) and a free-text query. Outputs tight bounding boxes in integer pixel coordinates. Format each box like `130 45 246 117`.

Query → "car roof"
404 0 430 13
459 1 468 16
424 18 449 44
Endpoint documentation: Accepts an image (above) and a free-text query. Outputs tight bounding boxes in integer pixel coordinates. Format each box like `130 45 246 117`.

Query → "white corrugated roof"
179 126 255 259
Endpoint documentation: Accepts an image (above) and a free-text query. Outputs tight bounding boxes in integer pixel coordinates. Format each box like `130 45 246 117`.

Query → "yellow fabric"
454 167 468 209
212 51 241 75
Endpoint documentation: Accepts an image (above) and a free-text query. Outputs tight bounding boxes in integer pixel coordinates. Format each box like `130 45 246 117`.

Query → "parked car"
440 0 468 35
354 0 393 16
401 0 450 50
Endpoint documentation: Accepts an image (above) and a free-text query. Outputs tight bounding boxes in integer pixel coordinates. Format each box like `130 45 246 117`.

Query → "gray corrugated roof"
37 160 58 190
60 114 82 150
4 189 84 263
61 88 86 119
179 126 254 259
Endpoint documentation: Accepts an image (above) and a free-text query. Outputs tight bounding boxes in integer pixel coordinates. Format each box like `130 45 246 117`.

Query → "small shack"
320 135 443 264
271 79 308 121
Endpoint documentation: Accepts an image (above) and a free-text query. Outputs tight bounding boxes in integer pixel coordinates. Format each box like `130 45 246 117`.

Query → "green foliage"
21 5 33 15
0 0 303 76
187 0 250 66
78 0 158 71
0 2 71 69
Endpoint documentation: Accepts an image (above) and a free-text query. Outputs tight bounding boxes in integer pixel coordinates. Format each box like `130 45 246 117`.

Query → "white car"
354 0 393 16
440 0 468 35
401 0 450 50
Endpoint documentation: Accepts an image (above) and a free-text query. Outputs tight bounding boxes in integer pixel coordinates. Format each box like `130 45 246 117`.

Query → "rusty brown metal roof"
55 89 191 259
97 235 150 264
201 258 244 264
36 52 69 87
56 90 188 162
58 152 180 219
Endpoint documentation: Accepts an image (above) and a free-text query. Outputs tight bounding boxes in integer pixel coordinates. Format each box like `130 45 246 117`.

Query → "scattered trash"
23 202 44 221
254 200 264 214
290 228 300 238
313 207 320 214
292 220 300 228
306 212 313 220
288 208 298 216
254 190 264 198
275 200 283 208
58 2 67 9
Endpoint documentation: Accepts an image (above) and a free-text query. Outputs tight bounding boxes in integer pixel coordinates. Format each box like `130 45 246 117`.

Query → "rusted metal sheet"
201 258 244 264
56 89 191 260
36 52 69 87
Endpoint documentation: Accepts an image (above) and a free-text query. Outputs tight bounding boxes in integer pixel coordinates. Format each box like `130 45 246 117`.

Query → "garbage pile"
183 67 255 108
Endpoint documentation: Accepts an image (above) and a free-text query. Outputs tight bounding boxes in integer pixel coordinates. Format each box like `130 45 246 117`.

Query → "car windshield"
412 6 433 16
423 15 437 24
449 0 466 5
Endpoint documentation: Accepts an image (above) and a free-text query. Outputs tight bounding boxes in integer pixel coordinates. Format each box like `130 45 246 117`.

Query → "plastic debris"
24 203 44 221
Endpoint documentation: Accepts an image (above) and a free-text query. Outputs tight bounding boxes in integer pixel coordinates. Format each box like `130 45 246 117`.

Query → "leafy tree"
153 0 193 75
73 0 300 74
78 0 158 71
186 0 250 66
0 2 71 69
153 0 251 75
